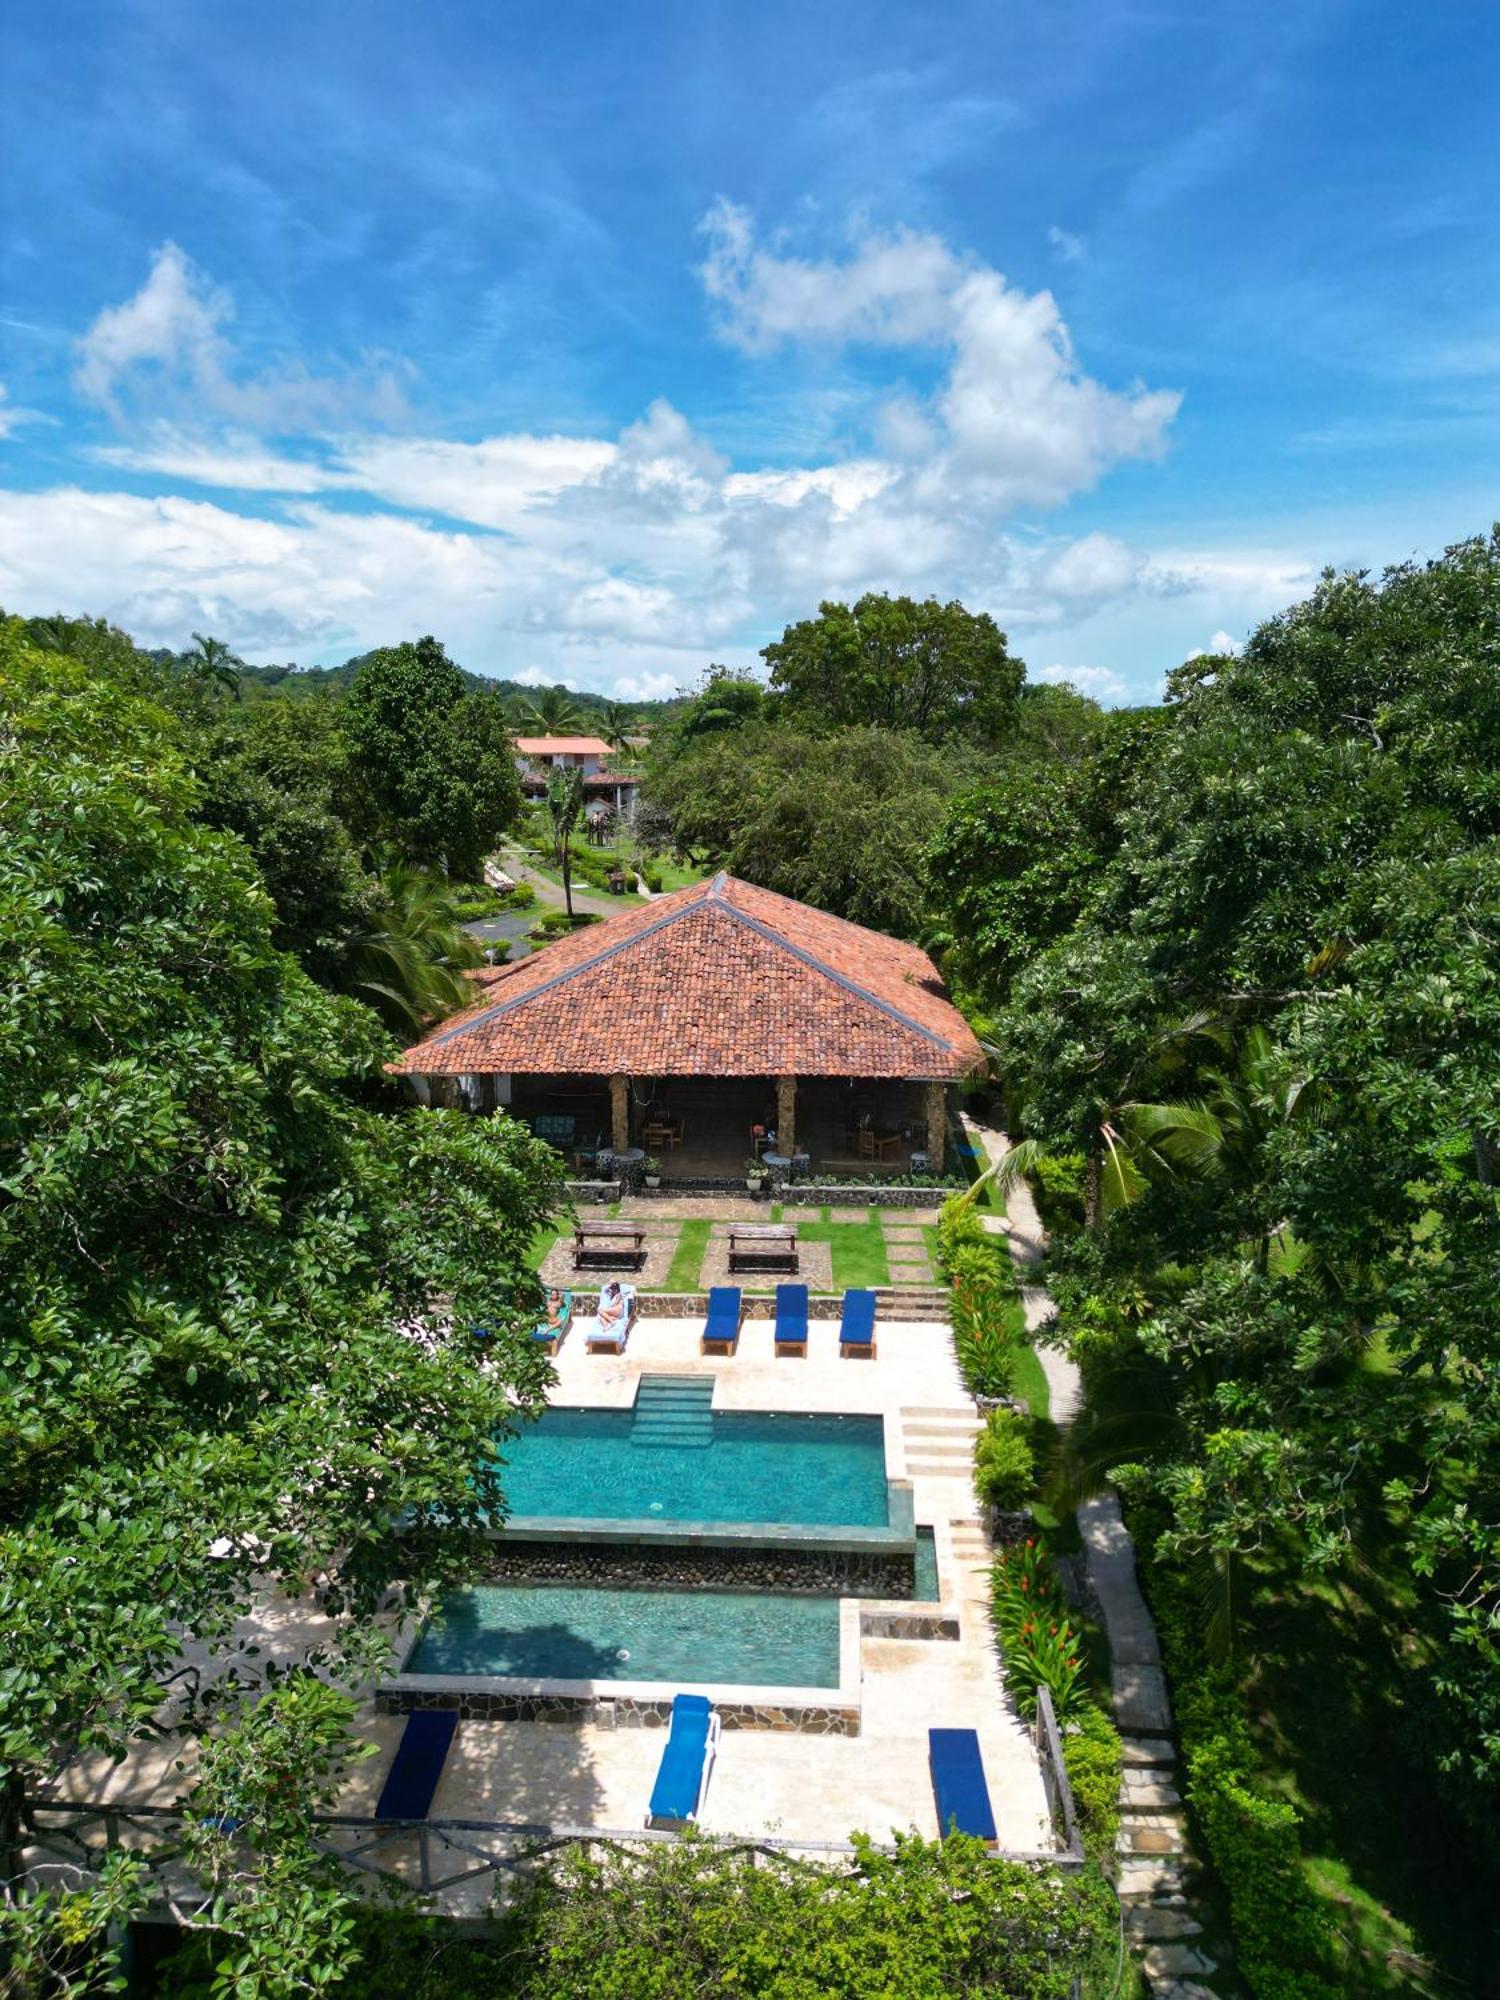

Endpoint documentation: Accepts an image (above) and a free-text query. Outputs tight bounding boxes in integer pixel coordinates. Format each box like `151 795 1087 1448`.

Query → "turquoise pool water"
913 1525 939 1601
495 1404 889 1530
406 1582 841 1687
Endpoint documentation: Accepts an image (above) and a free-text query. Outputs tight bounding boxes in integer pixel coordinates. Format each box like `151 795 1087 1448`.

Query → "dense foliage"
935 532 1500 1991
159 1834 1116 1999
764 593 1023 745
0 623 565 1985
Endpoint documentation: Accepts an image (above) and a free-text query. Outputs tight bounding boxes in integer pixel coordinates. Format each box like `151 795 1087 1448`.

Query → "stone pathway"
877 1213 935 1285
961 1115 1233 2000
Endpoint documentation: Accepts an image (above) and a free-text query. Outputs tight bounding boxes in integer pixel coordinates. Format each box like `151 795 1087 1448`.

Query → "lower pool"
405 1582 841 1688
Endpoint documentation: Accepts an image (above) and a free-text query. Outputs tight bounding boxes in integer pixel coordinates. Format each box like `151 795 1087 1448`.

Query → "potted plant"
744 1155 769 1194
642 1155 662 1189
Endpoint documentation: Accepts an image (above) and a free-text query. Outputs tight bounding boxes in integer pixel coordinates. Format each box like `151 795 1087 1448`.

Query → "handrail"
16 1793 1084 1905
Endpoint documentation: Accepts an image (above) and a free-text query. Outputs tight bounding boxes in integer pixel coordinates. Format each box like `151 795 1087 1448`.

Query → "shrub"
1033 1149 1087 1234
991 1540 1087 1723
643 865 664 892
1062 1707 1122 1859
936 1193 989 1271
447 882 501 921
973 1406 1034 1509
1141 1537 1338 1998
496 879 537 910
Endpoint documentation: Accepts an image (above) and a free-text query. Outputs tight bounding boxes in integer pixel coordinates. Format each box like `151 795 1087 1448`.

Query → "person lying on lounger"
596 1280 627 1334
542 1288 566 1332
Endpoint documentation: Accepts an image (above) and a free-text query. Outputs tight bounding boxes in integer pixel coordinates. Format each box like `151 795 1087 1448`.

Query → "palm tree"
545 766 586 919
598 700 634 756
515 685 583 734
347 864 484 1032
184 632 243 700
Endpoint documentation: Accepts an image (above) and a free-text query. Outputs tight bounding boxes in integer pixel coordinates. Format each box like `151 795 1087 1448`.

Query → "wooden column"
924 1081 949 1163
610 1074 631 1153
776 1075 797 1155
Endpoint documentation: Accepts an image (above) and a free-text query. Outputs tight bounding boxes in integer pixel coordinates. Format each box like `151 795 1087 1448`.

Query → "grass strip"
663 1217 710 1292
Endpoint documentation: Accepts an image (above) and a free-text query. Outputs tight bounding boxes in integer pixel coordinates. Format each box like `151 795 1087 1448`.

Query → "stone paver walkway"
877 1213 935 1284
961 1115 1230 2000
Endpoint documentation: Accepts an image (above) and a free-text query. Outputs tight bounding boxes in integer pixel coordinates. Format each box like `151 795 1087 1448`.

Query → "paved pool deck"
46 1315 1056 1899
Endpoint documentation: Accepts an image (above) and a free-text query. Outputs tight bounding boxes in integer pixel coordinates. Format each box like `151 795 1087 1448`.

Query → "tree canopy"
342 635 522 877
763 593 1022 746
0 621 564 1981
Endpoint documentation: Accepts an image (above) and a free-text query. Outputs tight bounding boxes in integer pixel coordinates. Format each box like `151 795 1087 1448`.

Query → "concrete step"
1120 1735 1178 1768
1122 1774 1183 1811
902 1406 977 1420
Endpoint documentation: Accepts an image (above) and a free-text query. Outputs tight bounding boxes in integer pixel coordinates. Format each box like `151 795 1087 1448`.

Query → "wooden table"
727 1223 799 1274
573 1220 648 1270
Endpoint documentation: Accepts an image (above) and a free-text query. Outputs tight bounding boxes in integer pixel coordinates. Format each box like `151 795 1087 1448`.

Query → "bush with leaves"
991 1540 1087 1722
974 1406 1035 1510
1061 1707 1123 1861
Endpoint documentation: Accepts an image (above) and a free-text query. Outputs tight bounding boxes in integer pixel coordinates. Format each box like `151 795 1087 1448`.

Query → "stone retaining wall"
475 1537 915 1599
376 1686 860 1735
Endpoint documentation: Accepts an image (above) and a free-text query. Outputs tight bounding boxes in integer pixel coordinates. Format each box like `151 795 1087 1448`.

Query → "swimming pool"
405 1581 841 1687
494 1396 890 1531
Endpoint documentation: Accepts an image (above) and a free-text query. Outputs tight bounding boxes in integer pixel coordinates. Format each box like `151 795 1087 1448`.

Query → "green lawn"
527 1221 564 1272
636 852 710 893
663 1217 710 1291
793 1217 890 1289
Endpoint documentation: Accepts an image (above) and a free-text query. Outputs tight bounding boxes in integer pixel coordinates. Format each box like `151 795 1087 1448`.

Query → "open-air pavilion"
389 873 983 1181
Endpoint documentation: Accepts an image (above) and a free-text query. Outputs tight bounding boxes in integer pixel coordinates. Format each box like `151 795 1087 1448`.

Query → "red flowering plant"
990 1539 1087 1721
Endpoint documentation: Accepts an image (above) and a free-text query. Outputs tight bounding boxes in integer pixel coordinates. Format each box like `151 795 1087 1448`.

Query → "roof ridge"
717 899 954 1052
421 885 711 1048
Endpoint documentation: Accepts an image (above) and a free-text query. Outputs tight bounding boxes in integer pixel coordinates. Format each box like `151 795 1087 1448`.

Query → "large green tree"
0 623 564 1981
953 535 1500 1984
343 636 521 877
645 724 959 936
762 593 1023 746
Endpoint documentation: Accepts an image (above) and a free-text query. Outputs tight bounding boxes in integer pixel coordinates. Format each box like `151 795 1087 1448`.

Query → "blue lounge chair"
533 1288 573 1356
928 1727 997 1846
585 1282 637 1353
774 1283 809 1357
376 1710 458 1822
839 1287 877 1358
700 1286 743 1355
646 1694 721 1828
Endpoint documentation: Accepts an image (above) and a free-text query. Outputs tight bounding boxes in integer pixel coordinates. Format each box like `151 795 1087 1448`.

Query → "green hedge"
1062 1706 1123 1861
973 1406 1033 1509
1144 1547 1338 2000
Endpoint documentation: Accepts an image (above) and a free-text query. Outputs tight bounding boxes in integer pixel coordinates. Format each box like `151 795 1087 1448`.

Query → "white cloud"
2 224 1258 696
1036 663 1128 698
614 669 681 701
699 204 1179 510
1192 629 1243 658
74 243 409 429
1047 226 1086 264
0 384 46 440
513 665 576 688
1039 532 1146 604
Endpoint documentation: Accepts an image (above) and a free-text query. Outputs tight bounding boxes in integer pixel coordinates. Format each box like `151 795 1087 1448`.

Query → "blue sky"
2 0 1497 703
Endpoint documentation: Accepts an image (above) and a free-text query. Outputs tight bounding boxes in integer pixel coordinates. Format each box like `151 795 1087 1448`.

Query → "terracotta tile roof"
390 873 983 1081
513 736 614 756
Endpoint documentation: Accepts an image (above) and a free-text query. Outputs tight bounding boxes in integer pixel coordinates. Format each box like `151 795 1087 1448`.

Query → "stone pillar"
776 1075 797 1156
610 1073 631 1153
924 1081 949 1164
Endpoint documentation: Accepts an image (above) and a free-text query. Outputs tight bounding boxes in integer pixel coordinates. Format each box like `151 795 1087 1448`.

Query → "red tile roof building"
390 873 982 1081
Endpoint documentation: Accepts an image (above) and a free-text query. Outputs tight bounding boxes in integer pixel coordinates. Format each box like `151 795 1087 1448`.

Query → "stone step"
1116 1859 1190 1900
1122 1774 1184 1811
1125 1907 1204 1942
1142 1943 1219 1981
1120 1815 1188 1857
903 1421 980 1442
903 1406 974 1420
1120 1735 1178 1768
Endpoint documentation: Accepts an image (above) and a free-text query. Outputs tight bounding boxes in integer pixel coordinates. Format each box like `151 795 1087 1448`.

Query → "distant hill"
233 653 689 721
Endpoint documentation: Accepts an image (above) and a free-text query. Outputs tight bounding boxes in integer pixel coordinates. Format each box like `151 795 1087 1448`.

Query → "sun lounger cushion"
839 1288 877 1346
773 1284 809 1344
376 1710 458 1822
703 1287 741 1344
648 1694 716 1824
929 1727 997 1843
